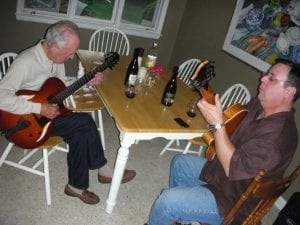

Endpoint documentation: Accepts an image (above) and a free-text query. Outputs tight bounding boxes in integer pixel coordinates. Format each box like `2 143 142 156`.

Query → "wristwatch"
207 123 225 133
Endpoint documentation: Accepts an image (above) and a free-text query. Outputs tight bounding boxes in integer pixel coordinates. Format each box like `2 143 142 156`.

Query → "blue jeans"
147 154 222 225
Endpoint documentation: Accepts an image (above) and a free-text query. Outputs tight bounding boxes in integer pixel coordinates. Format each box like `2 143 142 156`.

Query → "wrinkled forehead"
269 63 291 79
63 33 80 52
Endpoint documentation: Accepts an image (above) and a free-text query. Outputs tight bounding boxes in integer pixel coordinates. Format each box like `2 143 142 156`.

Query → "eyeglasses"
261 72 291 85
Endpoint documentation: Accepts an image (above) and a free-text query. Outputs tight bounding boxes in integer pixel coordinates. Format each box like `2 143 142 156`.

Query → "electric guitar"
0 52 119 149
190 60 248 161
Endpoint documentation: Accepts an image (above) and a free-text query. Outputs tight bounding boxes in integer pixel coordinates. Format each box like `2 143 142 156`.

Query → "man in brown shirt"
145 59 299 225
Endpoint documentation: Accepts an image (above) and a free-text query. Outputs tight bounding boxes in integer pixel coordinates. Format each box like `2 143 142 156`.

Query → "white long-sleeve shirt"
0 41 66 114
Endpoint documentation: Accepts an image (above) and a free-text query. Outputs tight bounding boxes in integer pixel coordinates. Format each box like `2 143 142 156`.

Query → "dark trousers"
51 112 107 189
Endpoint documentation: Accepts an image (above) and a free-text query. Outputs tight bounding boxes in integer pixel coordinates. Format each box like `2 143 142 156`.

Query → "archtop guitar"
0 52 119 149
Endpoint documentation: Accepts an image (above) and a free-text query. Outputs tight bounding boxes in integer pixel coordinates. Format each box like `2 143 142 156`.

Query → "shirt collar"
37 40 54 64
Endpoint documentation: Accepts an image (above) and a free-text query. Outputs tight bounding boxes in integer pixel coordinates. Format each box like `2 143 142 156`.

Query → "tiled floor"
0 110 279 225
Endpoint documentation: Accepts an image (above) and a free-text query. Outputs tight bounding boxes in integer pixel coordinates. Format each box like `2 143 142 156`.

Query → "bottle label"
163 92 175 104
138 57 143 67
145 55 157 68
128 74 137 85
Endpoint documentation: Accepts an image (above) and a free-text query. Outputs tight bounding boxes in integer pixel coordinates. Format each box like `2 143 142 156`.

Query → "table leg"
105 134 134 213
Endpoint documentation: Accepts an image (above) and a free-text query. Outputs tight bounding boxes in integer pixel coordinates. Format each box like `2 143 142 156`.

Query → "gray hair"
45 20 79 49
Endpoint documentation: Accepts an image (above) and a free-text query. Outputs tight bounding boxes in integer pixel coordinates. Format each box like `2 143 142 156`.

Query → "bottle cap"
136 47 144 57
173 66 179 74
134 47 144 57
133 48 140 57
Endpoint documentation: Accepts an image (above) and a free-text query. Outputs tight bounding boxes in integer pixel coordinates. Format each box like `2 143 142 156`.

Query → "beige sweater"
0 41 65 114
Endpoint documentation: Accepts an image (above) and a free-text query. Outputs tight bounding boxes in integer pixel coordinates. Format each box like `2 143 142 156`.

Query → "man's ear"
286 86 296 99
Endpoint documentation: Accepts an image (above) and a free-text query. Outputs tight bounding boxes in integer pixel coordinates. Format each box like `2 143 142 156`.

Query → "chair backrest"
88 27 130 56
220 83 251 109
177 58 201 87
0 52 17 79
222 166 300 225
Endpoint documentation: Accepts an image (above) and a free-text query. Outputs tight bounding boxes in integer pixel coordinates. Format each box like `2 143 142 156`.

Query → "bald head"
45 20 80 48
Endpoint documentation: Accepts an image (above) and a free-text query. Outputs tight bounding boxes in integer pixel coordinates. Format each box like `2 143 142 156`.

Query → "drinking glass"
186 100 198 117
125 83 136 99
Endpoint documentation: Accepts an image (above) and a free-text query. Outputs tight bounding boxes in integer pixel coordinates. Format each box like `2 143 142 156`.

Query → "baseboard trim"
275 196 286 210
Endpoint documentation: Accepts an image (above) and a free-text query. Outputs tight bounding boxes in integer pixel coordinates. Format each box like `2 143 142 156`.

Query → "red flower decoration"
147 64 164 79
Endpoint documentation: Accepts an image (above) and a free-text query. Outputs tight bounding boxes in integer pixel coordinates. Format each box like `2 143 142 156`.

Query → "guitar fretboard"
48 59 110 105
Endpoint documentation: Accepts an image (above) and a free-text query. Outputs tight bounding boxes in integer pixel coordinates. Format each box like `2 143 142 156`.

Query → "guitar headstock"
102 52 120 70
190 60 216 104
190 60 215 91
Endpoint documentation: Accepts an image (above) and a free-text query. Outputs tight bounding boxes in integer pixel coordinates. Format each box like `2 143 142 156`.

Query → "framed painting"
223 0 300 72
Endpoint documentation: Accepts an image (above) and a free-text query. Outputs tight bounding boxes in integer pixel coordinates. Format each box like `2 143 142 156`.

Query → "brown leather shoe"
64 185 100 204
98 169 136 184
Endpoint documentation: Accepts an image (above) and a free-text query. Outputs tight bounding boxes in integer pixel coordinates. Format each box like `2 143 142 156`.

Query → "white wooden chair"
220 83 252 109
177 58 201 87
160 83 251 156
0 137 68 205
0 52 17 76
89 27 130 56
0 52 68 205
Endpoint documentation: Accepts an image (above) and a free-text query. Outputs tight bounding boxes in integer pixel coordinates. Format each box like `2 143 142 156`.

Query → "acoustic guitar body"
204 103 248 161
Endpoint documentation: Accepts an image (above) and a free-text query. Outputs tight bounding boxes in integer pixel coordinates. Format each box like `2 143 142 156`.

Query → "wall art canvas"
223 0 300 72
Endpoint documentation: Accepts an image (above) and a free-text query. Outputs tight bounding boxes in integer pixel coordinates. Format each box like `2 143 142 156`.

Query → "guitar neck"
200 84 215 105
48 61 108 105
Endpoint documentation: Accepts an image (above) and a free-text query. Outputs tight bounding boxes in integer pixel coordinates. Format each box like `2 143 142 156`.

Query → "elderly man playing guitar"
0 20 136 205
145 59 299 225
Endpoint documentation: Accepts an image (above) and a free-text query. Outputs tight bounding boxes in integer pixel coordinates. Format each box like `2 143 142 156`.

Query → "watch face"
211 128 217 132
207 123 224 133
207 124 217 133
